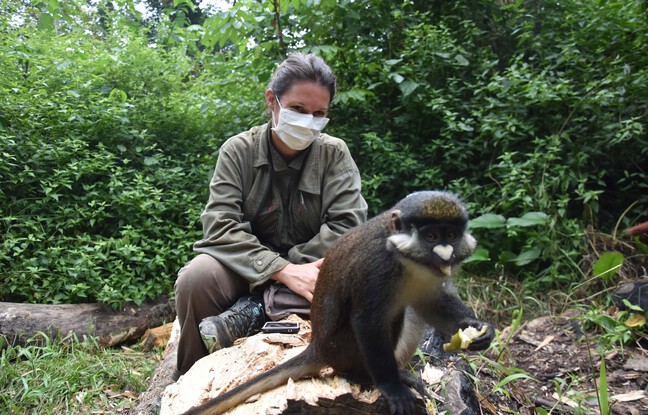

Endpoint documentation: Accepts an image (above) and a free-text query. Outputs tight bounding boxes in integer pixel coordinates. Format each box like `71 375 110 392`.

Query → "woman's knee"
175 254 248 313
176 254 213 291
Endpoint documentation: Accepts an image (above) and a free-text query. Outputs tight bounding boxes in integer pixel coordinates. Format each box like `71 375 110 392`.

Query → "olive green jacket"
193 122 367 289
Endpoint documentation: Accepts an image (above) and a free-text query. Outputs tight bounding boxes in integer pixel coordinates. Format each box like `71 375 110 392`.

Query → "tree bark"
0 297 175 347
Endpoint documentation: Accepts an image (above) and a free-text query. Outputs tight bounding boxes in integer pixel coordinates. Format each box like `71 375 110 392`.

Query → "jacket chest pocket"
289 193 321 243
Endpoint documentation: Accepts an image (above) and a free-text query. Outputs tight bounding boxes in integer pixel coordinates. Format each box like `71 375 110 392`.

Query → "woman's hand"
271 258 324 302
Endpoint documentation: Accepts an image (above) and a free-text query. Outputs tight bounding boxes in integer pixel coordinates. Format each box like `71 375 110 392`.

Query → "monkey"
182 190 494 415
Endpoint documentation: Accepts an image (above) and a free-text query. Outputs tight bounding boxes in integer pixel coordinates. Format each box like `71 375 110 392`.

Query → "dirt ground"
475 312 648 415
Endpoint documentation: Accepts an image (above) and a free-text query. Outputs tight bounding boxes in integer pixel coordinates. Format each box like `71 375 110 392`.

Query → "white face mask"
272 98 329 151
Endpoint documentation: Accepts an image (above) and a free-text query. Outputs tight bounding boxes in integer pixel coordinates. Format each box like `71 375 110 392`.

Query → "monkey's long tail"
182 346 324 415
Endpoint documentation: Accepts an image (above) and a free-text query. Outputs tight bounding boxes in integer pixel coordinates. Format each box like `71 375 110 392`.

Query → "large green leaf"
593 252 624 280
464 247 490 264
514 247 542 266
469 214 507 229
506 212 549 227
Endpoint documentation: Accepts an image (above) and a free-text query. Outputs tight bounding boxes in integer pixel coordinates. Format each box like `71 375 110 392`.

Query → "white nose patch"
433 244 453 261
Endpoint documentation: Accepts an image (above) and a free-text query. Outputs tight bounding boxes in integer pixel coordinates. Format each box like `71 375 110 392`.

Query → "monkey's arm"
416 288 494 351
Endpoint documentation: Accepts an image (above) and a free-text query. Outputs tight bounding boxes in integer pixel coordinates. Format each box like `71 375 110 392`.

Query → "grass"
0 333 160 415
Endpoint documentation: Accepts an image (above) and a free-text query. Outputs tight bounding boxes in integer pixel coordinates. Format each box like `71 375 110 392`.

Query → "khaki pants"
174 254 310 376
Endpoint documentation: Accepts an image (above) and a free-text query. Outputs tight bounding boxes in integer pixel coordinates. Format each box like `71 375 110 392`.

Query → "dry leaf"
611 390 646 402
421 363 444 385
552 392 578 408
534 335 555 352
625 314 646 328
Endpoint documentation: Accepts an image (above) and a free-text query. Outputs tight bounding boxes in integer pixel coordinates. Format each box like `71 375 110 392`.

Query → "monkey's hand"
456 318 494 351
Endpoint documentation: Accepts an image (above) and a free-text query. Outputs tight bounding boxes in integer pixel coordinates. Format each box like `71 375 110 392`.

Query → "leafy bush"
317 0 648 289
0 19 204 307
1 0 646 306
0 1 281 307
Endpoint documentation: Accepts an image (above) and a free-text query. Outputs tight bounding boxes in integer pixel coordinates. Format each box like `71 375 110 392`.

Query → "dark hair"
268 53 336 103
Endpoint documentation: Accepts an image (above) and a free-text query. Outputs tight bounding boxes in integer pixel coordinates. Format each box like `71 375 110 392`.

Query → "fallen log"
0 296 176 347
160 316 428 415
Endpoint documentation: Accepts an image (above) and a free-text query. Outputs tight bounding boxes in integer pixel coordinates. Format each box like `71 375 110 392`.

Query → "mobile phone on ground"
261 321 300 334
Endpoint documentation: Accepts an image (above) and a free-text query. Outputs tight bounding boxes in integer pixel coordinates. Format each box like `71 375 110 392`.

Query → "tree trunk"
0 297 176 347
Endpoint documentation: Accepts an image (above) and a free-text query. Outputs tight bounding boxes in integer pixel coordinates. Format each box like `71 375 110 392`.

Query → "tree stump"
157 316 481 415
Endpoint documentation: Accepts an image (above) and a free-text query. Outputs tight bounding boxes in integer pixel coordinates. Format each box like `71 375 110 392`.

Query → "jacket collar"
253 121 321 195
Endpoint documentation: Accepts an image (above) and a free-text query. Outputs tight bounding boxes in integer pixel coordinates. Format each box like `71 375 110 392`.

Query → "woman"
173 53 367 380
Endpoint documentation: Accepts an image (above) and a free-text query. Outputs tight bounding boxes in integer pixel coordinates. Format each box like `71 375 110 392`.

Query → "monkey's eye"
447 231 458 241
425 231 439 242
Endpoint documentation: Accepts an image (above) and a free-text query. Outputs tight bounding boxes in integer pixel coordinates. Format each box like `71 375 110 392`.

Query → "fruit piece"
443 325 488 352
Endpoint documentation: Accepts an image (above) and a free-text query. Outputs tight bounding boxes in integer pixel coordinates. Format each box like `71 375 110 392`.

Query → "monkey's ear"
390 210 403 232
464 232 477 252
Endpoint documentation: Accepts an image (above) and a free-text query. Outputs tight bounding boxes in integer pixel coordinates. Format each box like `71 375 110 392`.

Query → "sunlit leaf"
390 73 404 83
399 80 418 97
625 314 646 328
455 54 469 66
514 247 542 266
469 214 507 229
593 252 624 279
506 212 549 227
464 247 490 264
143 157 159 166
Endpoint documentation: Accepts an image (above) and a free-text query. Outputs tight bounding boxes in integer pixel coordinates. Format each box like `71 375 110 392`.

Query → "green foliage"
316 0 647 289
598 358 610 415
581 303 648 352
1 7 214 307
1 0 647 306
354 132 425 214
467 211 550 274
593 252 624 280
0 333 157 413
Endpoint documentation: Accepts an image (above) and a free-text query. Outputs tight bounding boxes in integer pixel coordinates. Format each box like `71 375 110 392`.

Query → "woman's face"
266 81 331 159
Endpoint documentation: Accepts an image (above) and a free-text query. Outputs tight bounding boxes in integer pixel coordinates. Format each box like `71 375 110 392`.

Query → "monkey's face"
388 213 476 277
387 191 477 277
419 222 472 275
394 222 472 274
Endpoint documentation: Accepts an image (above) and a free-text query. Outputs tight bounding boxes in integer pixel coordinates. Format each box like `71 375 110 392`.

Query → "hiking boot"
199 296 266 354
